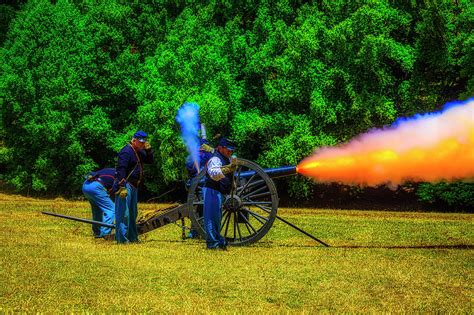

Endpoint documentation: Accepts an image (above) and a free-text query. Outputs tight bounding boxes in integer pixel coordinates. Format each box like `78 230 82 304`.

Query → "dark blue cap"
133 130 148 142
218 138 236 151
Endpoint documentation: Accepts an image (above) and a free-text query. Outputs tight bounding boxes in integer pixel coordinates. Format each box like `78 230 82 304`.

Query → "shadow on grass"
138 238 474 250
142 238 203 245
335 244 474 250
234 241 474 250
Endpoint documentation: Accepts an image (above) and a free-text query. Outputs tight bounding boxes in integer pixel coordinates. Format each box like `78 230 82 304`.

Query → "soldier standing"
203 138 237 250
114 130 154 243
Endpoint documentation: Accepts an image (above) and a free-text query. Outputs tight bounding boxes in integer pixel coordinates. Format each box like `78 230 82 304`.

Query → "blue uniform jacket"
88 168 116 189
85 168 116 197
116 144 154 188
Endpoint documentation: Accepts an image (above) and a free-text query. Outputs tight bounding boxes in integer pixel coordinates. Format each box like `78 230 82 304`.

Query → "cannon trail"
297 98 474 186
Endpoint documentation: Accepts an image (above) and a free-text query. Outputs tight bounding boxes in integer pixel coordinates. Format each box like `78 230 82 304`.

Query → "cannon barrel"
238 165 297 179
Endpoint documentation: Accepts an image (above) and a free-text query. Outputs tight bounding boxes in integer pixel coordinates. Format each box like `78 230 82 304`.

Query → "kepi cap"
133 130 148 142
218 137 236 151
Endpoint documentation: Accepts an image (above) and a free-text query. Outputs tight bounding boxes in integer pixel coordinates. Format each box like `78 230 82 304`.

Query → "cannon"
43 158 329 247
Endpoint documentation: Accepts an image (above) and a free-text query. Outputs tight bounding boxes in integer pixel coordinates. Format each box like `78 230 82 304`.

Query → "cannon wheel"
187 158 278 246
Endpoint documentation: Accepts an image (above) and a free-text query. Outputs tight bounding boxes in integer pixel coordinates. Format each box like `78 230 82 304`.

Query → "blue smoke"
392 97 474 128
176 102 200 170
442 97 474 111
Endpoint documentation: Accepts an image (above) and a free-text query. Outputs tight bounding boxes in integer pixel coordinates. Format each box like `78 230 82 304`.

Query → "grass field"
1 193 473 313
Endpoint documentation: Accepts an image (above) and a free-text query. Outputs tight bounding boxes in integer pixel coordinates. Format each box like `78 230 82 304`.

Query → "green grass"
1 193 473 313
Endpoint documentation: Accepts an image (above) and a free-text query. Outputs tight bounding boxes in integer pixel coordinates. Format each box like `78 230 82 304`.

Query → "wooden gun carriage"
43 159 328 247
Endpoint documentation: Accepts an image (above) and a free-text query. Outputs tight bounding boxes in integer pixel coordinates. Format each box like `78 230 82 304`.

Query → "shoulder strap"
125 144 143 184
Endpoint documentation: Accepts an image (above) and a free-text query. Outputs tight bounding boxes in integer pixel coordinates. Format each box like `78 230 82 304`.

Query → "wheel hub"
223 195 242 212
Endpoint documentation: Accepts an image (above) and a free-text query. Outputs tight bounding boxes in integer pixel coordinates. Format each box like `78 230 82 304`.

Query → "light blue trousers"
114 183 139 243
203 187 227 248
82 180 115 237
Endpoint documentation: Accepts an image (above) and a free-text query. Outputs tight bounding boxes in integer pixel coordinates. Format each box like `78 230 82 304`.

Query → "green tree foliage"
416 182 474 210
135 3 245 186
1 0 472 209
0 1 26 45
1 0 97 192
1 0 170 193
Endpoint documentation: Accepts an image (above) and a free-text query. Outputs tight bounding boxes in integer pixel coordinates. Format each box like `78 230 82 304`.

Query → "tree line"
1 0 472 209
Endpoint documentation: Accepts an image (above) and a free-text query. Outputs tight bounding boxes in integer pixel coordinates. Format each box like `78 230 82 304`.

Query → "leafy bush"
417 182 474 211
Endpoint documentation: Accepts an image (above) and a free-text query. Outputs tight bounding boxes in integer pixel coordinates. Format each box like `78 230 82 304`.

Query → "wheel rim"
187 158 278 246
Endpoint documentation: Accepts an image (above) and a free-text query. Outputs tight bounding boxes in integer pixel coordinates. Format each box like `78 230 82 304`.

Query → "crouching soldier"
82 168 116 238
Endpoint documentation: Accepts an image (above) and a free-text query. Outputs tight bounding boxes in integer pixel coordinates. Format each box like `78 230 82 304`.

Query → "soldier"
114 130 154 243
203 137 237 250
82 168 116 238
185 139 214 238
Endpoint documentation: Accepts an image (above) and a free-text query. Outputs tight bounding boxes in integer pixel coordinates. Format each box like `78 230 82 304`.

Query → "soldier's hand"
221 164 237 174
144 141 152 150
116 187 128 199
200 143 214 153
